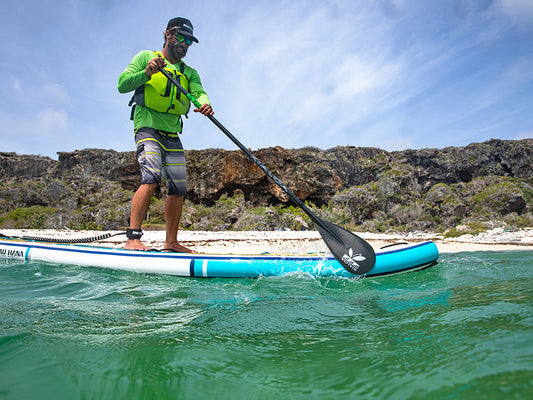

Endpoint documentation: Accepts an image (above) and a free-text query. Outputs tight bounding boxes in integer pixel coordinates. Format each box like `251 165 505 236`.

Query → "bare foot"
164 242 197 253
124 239 151 251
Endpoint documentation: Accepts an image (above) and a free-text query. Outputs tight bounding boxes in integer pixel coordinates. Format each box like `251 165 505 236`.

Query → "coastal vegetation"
0 139 531 236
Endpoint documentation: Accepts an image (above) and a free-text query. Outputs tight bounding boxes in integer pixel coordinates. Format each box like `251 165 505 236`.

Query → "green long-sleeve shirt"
118 50 210 133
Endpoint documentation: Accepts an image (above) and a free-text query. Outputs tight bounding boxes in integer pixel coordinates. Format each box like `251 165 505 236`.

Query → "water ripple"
0 252 532 399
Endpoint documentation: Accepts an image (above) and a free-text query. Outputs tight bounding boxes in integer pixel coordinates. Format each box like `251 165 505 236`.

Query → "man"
118 17 213 252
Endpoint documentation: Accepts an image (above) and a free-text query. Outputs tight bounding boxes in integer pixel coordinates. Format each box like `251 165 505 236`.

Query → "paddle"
158 66 376 274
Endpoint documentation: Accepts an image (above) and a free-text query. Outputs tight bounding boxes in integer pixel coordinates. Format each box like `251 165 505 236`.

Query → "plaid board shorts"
134 127 187 196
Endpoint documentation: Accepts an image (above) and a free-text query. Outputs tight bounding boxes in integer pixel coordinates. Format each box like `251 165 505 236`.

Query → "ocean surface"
1 251 532 400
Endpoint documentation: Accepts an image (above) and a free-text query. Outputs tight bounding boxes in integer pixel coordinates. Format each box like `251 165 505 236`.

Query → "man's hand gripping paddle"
158 66 376 274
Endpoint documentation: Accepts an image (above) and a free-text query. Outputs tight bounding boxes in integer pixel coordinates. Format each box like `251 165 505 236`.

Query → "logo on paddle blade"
342 248 366 272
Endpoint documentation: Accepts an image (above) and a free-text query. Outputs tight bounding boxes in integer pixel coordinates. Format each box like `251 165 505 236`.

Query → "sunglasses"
173 32 193 46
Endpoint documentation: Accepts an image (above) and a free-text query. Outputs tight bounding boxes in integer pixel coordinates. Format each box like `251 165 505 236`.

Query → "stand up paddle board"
0 237 438 278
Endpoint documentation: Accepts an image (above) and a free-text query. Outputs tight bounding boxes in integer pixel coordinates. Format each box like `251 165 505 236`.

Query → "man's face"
167 29 189 61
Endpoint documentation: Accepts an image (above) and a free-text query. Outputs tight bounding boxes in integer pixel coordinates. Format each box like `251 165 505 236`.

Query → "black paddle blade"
315 218 376 274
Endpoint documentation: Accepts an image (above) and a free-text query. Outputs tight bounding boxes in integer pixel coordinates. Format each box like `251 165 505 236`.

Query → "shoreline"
1 228 532 254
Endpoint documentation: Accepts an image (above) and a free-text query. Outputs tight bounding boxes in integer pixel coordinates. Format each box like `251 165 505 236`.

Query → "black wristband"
126 228 143 240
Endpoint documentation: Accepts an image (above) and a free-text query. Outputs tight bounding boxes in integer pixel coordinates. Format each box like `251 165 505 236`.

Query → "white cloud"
333 55 402 99
384 135 416 152
515 131 533 140
4 72 70 109
0 108 68 135
497 0 533 24
502 57 533 84
0 107 69 156
204 1 411 148
9 75 22 92
40 82 70 102
35 108 69 134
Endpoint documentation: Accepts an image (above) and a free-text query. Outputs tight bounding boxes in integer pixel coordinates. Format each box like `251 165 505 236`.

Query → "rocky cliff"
1 139 532 234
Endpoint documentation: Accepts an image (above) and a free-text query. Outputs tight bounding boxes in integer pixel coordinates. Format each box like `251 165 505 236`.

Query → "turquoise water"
1 251 532 399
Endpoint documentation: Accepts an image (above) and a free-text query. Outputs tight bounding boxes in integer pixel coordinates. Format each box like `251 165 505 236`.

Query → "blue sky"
1 0 532 159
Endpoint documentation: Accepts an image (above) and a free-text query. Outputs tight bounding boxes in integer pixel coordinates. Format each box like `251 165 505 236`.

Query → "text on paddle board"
0 247 26 259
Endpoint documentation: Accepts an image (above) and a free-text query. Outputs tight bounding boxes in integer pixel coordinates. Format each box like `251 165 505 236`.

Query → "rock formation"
0 138 531 232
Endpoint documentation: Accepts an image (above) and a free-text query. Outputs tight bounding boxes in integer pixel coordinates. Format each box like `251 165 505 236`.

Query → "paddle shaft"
158 66 376 274
158 67 327 231
209 117 322 225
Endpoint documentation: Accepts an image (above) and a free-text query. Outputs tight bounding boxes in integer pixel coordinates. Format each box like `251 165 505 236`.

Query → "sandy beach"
2 228 532 255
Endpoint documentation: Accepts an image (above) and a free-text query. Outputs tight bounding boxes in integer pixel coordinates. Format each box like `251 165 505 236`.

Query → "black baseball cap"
167 17 199 43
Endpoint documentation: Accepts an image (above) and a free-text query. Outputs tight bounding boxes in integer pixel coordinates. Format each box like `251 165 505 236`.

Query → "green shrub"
0 206 56 229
